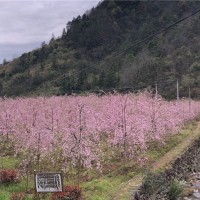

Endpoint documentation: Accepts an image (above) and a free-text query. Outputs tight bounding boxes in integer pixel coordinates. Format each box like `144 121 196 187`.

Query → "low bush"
0 169 19 184
52 185 82 200
168 179 186 200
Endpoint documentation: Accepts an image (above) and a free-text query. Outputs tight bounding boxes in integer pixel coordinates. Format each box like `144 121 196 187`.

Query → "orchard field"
0 91 200 200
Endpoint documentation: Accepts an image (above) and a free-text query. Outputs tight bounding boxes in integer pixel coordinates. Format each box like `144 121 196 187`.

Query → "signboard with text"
34 172 63 193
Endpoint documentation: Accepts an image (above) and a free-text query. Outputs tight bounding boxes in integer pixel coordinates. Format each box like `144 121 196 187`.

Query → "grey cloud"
0 0 99 63
0 43 40 62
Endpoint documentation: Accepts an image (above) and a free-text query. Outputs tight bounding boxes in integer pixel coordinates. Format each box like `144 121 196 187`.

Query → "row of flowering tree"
0 91 199 179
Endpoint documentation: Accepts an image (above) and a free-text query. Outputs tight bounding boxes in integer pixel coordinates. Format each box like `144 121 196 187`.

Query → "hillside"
0 0 200 98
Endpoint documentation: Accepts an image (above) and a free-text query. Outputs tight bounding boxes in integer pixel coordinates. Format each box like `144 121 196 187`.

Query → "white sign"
35 172 63 193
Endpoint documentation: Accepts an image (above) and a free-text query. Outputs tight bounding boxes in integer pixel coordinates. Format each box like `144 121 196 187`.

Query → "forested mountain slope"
0 1 200 98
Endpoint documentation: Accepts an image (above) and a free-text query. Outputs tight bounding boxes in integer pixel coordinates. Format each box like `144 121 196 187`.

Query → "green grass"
82 177 122 200
0 191 9 200
146 128 191 162
0 157 19 170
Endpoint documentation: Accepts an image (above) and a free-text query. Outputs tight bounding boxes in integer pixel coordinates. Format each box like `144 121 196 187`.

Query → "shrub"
168 179 186 200
52 185 82 200
141 172 166 197
10 192 25 200
0 169 19 184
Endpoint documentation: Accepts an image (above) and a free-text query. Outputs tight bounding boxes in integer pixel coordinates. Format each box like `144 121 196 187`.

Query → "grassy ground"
0 120 199 200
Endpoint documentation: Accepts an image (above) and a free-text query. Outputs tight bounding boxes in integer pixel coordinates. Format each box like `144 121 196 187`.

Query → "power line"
62 8 200 78
104 8 200 61
46 7 200 95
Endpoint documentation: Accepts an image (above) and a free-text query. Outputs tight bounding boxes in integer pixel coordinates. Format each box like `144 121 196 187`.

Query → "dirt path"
112 122 200 200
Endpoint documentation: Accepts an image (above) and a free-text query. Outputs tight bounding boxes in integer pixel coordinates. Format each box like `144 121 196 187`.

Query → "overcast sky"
0 0 100 64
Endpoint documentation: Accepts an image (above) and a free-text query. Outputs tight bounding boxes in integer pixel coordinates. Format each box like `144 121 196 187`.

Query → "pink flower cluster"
0 92 199 169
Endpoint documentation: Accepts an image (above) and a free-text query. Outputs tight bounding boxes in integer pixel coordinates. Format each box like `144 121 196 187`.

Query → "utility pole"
177 79 179 101
189 86 191 115
155 82 158 97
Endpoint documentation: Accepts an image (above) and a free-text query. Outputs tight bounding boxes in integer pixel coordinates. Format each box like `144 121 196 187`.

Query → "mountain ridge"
0 0 200 99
